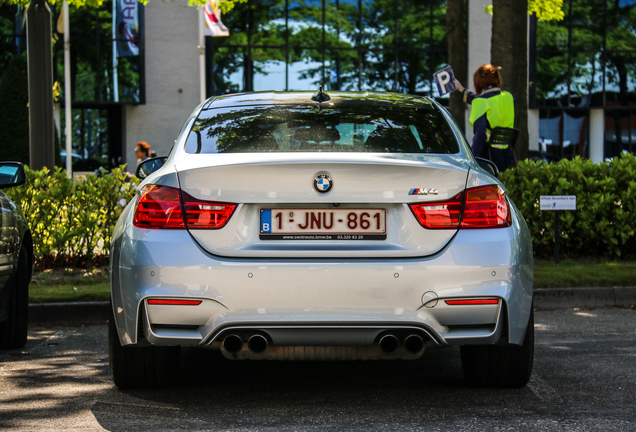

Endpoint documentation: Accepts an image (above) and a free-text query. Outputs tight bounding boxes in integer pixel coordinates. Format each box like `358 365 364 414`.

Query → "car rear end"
109 91 533 388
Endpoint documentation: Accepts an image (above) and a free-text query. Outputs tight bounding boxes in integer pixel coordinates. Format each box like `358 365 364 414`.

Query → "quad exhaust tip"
248 334 269 354
379 334 399 354
223 334 244 354
379 334 425 354
404 334 424 354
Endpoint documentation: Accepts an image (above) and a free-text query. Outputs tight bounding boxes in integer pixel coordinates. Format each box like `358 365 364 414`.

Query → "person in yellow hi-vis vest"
453 64 515 172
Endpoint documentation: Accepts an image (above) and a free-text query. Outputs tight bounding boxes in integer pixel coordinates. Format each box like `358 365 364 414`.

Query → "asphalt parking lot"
1 307 635 431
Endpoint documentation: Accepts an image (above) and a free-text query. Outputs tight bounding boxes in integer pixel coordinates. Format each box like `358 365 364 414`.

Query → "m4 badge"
409 188 439 195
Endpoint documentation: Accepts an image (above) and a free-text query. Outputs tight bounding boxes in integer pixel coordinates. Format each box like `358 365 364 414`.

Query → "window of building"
532 0 636 159
55 2 145 104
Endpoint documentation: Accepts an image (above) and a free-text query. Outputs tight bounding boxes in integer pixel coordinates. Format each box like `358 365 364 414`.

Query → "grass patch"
534 259 636 288
29 281 111 303
30 266 110 303
27 260 636 303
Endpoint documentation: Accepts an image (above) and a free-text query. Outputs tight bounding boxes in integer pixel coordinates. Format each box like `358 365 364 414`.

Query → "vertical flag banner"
433 66 456 96
116 0 139 57
204 0 229 37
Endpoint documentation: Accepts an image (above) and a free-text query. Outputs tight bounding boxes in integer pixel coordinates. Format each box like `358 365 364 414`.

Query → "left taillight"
409 184 511 230
133 185 236 229
134 185 185 228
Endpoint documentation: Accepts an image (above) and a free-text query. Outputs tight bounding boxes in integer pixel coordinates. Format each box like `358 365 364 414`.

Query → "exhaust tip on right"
247 334 268 354
379 334 399 354
404 334 425 354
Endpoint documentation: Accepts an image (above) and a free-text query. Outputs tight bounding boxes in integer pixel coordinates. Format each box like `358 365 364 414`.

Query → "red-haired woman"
454 64 515 172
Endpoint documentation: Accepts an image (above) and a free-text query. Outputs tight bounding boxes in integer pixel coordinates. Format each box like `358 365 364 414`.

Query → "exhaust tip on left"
222 334 244 354
379 334 399 354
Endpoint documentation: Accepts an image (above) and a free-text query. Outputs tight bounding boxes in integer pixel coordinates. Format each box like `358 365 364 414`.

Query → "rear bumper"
110 213 533 349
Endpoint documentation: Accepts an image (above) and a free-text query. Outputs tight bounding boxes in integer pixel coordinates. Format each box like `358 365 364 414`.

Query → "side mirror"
136 157 167 179
0 162 26 189
475 157 499 177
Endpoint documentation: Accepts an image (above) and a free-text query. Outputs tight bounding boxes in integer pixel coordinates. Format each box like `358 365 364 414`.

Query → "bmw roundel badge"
313 173 333 193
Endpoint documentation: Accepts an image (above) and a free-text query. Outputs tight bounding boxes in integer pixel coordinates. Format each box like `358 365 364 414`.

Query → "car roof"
202 91 437 110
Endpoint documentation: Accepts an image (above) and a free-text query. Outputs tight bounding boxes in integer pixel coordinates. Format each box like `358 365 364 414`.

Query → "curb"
533 286 636 310
29 301 110 324
27 287 636 324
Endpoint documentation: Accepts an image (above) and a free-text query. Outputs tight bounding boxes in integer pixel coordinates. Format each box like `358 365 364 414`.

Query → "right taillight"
133 185 236 229
408 192 464 229
409 185 511 229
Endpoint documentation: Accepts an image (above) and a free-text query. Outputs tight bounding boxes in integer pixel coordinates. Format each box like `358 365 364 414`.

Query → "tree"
491 0 530 161
490 0 563 160
491 0 563 162
448 0 564 160
446 0 466 133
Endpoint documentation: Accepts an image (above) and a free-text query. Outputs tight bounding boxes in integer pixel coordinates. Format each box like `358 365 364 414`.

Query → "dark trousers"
489 147 515 172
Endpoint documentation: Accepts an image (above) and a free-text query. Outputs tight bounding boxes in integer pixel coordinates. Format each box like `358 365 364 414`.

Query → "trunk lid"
175 153 469 258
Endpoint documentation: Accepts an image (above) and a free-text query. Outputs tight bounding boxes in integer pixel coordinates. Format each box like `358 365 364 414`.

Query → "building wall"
124 0 201 166
466 0 492 142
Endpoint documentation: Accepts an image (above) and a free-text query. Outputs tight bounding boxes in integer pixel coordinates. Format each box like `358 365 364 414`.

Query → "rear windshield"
184 104 459 154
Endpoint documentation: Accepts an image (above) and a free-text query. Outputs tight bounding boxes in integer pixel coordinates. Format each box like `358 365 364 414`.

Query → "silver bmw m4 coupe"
109 90 533 389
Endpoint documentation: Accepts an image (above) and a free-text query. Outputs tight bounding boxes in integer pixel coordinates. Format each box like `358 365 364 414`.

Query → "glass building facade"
205 0 449 97
0 3 145 169
5 0 635 166
532 0 636 160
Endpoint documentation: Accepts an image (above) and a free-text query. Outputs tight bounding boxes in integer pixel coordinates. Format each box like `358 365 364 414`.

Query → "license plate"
260 208 386 240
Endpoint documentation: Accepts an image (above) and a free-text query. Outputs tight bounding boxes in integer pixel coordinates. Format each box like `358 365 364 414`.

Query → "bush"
500 153 636 259
6 156 635 268
6 166 139 269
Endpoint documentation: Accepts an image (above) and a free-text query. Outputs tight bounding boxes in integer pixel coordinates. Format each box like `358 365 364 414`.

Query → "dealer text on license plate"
260 208 386 240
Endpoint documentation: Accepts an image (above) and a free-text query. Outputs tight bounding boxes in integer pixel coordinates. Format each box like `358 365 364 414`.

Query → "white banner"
116 0 139 57
204 0 229 37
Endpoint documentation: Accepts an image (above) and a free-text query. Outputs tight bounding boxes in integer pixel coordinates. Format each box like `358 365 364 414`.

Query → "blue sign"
434 66 456 96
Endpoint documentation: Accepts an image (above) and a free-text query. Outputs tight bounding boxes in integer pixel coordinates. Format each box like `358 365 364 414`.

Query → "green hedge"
500 153 636 258
6 166 139 268
5 155 636 268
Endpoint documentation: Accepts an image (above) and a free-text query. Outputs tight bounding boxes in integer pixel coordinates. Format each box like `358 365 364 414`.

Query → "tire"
108 306 181 389
460 308 534 388
0 246 29 349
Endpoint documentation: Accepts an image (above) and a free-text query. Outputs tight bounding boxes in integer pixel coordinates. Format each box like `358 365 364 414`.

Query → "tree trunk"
26 0 56 171
446 0 467 133
491 0 529 161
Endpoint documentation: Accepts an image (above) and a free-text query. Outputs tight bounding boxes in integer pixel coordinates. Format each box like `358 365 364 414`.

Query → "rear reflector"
445 299 500 305
133 185 236 230
147 299 202 306
409 185 511 229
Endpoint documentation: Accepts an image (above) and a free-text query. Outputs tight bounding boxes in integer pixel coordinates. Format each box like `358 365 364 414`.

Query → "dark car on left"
0 162 33 349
